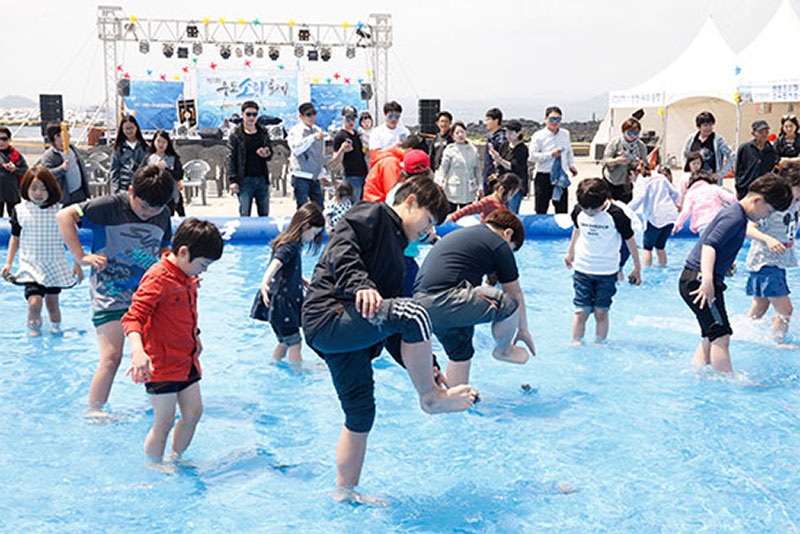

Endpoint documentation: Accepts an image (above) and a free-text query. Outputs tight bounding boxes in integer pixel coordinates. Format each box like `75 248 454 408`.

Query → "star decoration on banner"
146 69 153 76
203 17 210 24
278 64 285 70
313 77 319 83
219 18 226 24
129 15 137 22
357 21 364 29
160 74 166 81
288 20 296 26
174 75 181 81
326 78 332 84
366 70 372 77
244 60 251 67
253 19 260 25
192 58 198 63
123 72 130 79
210 62 218 69
117 65 123 71
333 73 341 80
238 19 245 25
344 78 351 84
182 66 189 73
357 78 363 83
343 22 349 28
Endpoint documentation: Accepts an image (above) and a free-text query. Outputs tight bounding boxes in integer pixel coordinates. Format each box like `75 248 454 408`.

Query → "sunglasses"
304 111 317 117
387 113 401 119
548 117 562 123
782 114 797 121
0 136 8 141
626 130 640 136
244 112 258 117
344 117 357 122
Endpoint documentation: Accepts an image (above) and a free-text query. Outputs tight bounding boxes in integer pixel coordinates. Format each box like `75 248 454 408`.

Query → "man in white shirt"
287 102 326 208
529 106 579 214
368 101 410 153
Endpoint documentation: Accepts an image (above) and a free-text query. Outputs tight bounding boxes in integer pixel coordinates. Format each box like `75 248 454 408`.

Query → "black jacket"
735 140 778 198
302 202 408 338
226 124 272 185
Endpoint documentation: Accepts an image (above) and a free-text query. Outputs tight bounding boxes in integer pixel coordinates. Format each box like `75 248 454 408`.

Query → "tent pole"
661 105 668 167
735 101 741 150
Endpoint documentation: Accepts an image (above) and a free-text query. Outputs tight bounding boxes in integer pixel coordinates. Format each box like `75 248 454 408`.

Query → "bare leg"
88 321 125 408
594 309 609 342
44 294 61 324
272 342 287 361
656 248 667 266
145 392 177 459
27 295 43 336
336 427 368 488
709 335 732 373
446 359 471 386
769 296 793 343
491 309 528 364
693 338 710 367
643 249 653 267
572 311 589 344
748 297 769 319
172 382 202 456
400 340 477 414
287 344 302 363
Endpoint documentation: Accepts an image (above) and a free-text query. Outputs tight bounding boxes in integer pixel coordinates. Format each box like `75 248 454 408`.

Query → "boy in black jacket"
303 177 479 499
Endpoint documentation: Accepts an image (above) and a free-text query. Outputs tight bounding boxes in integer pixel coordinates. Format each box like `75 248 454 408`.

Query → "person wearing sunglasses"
368 101 410 154
602 117 648 203
774 114 800 167
0 127 29 217
287 102 326 209
681 111 735 186
226 100 273 216
529 106 578 214
332 106 368 200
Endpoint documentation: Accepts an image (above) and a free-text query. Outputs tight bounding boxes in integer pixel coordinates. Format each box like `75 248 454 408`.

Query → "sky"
0 0 794 121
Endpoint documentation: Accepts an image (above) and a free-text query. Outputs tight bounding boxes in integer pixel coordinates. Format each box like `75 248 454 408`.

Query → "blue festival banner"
310 84 367 130
197 69 298 129
126 81 185 130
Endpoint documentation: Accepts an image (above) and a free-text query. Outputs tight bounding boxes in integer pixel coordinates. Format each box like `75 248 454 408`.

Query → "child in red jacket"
122 218 224 461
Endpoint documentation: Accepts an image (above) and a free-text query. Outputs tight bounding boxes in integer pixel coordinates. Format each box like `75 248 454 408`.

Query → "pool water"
1 238 799 532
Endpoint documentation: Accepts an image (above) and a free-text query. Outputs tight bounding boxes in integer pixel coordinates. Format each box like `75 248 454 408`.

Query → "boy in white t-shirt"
565 178 642 344
368 100 410 153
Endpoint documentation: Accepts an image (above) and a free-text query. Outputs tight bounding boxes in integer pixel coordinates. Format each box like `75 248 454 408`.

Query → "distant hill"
0 95 37 108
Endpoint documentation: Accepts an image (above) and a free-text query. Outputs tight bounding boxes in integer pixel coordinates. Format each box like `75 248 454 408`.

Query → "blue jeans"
507 191 522 214
292 176 324 209
344 176 366 201
238 176 270 216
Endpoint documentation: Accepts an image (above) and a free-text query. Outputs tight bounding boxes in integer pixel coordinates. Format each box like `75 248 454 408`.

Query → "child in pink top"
673 170 737 235
677 151 703 210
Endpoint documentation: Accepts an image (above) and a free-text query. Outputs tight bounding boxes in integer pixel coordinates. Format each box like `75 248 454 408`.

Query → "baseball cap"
402 149 430 174
751 119 769 132
341 106 358 118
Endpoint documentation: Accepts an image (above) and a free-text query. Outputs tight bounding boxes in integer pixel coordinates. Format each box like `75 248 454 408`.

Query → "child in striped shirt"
447 172 521 223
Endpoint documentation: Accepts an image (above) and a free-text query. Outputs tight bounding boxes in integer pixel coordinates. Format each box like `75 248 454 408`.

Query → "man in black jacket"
735 120 778 200
302 177 479 499
226 101 272 216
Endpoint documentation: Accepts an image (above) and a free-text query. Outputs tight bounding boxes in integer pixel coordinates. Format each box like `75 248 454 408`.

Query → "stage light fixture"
177 47 189 59
345 45 355 59
163 43 174 58
139 40 150 54
193 42 203 55
307 48 319 61
269 46 280 60
235 47 243 58
186 24 199 38
298 28 310 41
320 47 331 62
219 45 232 59
244 43 254 57
294 44 304 58
256 47 264 58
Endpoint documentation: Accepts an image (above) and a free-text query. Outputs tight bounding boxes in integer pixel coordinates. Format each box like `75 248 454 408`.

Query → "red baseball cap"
402 149 430 174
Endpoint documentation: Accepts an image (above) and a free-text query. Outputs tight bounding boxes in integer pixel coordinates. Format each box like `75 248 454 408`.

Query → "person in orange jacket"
362 135 423 202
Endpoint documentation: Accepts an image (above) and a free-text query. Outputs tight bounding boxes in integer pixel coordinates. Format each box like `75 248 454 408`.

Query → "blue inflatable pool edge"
0 214 702 246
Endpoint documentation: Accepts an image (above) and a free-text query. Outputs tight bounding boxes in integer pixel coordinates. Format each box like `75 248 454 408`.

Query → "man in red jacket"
362 135 424 202
122 218 224 461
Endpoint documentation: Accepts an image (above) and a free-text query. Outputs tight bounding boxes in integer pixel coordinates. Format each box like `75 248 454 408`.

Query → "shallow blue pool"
1 237 799 532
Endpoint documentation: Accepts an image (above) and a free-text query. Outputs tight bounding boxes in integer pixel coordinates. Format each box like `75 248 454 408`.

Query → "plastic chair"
182 159 210 205
84 159 109 197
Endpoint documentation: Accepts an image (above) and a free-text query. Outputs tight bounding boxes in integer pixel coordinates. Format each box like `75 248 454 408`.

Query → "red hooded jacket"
362 147 404 202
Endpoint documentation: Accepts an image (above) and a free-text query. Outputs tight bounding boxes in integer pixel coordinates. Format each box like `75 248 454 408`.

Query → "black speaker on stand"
418 99 440 135
39 94 63 137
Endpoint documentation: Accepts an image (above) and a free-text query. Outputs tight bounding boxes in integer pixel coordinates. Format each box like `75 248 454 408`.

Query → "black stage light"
186 24 199 38
163 43 174 58
307 48 318 61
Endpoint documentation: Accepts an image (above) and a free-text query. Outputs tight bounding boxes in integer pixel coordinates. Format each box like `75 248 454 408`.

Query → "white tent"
736 0 800 144
600 17 739 165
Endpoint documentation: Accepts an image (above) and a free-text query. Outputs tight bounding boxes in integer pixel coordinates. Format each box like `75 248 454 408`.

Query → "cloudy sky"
1 0 793 120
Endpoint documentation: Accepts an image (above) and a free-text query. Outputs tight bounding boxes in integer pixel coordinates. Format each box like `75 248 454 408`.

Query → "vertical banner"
196 69 299 129
310 83 367 130
126 81 185 130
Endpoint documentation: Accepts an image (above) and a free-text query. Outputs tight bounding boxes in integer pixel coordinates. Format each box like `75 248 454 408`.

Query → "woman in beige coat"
436 122 481 210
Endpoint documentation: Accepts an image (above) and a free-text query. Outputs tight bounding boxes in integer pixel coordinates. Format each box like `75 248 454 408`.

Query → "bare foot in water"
332 487 388 507
492 346 529 364
420 385 479 414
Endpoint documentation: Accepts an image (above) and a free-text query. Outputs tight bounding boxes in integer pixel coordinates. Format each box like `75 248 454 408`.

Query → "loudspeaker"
360 83 373 101
198 128 223 140
418 99 440 135
39 94 63 137
117 78 130 96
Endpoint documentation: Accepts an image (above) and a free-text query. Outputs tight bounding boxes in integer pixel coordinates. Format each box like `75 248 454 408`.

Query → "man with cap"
287 102 326 209
332 106 369 201
735 120 779 199
363 134 427 202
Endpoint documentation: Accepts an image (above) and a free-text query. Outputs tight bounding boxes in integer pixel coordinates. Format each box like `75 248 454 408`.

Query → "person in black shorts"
302 178 478 498
414 209 535 386
679 173 792 373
